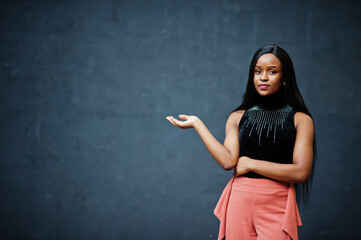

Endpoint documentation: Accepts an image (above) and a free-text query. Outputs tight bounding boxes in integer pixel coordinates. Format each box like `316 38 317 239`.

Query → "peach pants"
214 176 302 240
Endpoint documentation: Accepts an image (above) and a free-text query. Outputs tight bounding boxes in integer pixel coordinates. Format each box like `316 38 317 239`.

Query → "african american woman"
166 44 316 240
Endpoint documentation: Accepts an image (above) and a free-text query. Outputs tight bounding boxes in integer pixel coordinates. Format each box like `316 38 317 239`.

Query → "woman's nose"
260 72 268 81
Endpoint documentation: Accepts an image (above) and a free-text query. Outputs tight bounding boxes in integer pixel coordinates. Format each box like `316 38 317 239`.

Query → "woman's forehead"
256 54 282 67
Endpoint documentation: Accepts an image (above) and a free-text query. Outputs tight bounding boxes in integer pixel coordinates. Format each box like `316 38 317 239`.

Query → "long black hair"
232 44 317 207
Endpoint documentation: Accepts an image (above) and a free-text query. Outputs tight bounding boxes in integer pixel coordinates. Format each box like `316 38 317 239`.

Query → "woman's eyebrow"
255 65 279 69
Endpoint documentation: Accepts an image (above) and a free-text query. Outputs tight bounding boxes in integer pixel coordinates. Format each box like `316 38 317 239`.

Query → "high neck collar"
256 91 286 109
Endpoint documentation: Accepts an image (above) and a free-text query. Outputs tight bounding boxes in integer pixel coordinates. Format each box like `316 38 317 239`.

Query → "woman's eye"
270 70 277 74
254 69 261 74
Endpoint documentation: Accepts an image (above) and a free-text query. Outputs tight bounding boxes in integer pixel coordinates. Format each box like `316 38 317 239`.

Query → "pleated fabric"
214 176 302 240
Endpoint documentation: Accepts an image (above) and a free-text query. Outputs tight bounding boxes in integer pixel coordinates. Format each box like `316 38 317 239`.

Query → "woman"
166 44 316 240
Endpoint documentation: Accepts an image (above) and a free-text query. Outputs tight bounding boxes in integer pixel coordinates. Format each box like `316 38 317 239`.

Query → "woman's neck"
256 91 286 108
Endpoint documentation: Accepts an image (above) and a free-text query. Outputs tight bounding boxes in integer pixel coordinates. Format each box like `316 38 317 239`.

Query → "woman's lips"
259 85 270 90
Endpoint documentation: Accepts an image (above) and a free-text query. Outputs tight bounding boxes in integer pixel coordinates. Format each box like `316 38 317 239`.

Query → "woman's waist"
233 176 290 194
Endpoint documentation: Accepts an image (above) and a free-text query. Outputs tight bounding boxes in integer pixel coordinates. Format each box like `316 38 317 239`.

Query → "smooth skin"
166 53 314 184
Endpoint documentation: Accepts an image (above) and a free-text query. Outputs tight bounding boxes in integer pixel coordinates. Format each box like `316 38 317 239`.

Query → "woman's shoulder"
293 111 314 130
231 109 247 115
229 109 247 119
228 109 247 128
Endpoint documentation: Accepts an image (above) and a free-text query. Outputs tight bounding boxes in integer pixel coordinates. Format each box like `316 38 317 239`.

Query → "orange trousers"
214 176 302 240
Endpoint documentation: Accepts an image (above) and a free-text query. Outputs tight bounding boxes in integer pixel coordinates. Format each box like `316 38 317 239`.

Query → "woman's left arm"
234 112 314 183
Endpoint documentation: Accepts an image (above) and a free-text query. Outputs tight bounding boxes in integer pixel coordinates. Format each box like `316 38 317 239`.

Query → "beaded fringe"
245 105 292 146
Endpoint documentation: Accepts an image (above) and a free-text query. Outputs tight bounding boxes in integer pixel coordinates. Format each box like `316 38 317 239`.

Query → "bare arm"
234 112 314 183
193 111 244 170
166 111 244 170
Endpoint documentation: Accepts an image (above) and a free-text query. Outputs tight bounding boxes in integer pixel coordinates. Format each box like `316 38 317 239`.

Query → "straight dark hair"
231 44 317 207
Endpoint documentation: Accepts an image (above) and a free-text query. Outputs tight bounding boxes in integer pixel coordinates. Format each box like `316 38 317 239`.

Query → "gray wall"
1 0 360 239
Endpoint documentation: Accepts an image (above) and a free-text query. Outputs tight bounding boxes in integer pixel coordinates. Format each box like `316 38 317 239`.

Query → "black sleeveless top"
238 92 297 178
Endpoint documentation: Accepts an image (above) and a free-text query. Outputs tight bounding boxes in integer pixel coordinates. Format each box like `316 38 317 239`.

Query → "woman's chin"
257 91 273 97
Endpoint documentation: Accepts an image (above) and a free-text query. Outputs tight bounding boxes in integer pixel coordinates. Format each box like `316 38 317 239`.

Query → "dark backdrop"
1 0 360 239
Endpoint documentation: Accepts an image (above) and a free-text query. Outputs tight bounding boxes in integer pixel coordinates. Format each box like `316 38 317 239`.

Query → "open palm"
166 115 199 129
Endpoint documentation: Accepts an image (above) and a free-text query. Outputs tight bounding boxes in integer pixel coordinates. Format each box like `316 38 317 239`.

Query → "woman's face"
253 53 283 97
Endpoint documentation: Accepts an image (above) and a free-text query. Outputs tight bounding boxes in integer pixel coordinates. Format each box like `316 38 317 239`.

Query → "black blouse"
238 92 297 178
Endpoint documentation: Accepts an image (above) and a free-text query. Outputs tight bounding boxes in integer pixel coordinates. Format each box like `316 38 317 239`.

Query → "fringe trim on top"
245 105 293 146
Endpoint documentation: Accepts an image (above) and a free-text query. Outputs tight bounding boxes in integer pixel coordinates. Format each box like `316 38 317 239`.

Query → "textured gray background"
1 0 361 239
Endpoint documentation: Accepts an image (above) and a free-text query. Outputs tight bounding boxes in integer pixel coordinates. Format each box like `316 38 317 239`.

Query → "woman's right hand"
166 115 199 129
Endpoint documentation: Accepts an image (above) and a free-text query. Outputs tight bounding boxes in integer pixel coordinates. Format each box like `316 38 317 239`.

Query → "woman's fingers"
166 116 178 127
166 115 196 129
179 114 188 120
166 115 190 129
169 116 184 127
